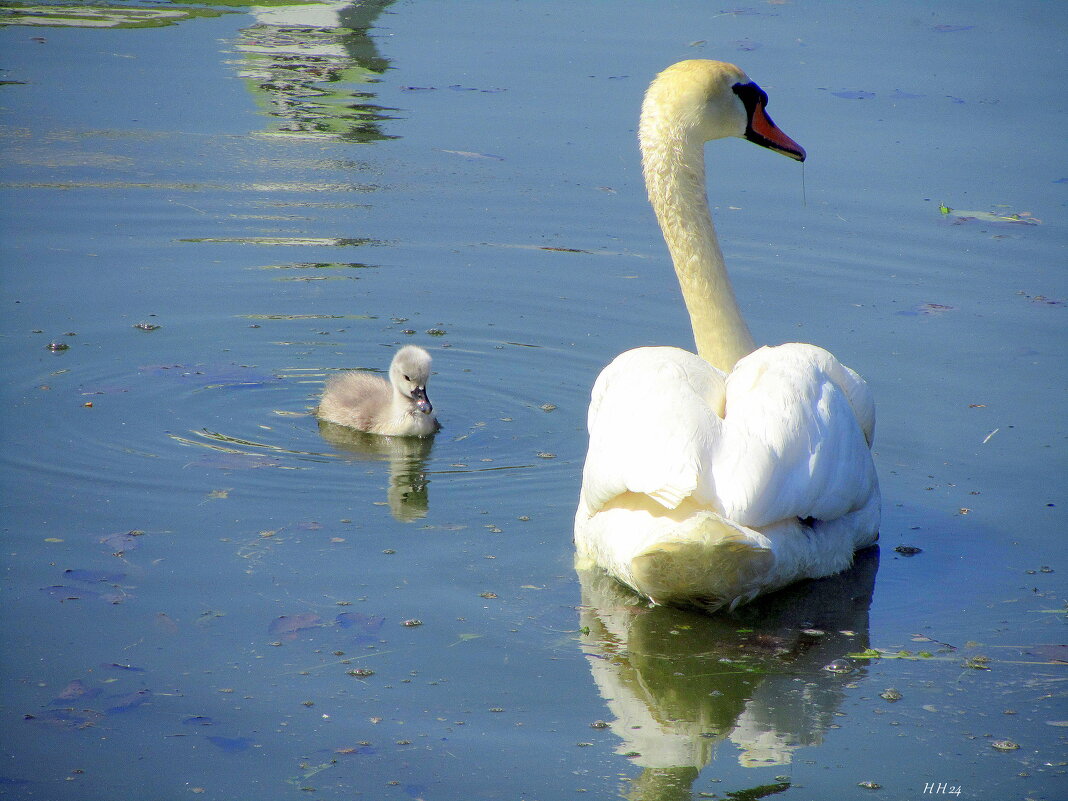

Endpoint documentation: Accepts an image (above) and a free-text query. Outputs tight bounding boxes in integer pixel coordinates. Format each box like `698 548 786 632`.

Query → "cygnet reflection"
317 419 434 522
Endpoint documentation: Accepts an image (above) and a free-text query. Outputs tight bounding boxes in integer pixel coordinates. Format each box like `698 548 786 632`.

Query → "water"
1 2 1065 799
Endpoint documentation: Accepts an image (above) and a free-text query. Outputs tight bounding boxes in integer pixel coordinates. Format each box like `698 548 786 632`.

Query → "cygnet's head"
389 345 433 414
640 59 805 161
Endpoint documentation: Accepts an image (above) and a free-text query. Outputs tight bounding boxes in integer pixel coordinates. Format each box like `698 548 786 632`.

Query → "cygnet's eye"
403 375 410 381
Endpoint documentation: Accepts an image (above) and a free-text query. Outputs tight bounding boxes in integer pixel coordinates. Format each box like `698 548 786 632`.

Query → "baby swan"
317 345 439 437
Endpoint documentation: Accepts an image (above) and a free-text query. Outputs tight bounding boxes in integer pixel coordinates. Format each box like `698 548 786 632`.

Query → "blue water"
1 2 1065 799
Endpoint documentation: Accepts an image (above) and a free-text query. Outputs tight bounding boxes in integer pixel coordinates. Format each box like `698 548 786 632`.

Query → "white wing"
713 343 878 527
580 347 727 515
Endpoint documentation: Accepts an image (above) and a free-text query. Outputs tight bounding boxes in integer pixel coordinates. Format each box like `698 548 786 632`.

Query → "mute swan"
574 60 880 611
317 345 439 437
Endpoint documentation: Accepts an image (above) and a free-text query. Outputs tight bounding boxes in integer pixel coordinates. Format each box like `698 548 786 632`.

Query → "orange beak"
733 81 806 161
748 100 806 161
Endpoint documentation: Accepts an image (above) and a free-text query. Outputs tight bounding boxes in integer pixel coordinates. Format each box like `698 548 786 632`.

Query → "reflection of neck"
641 126 756 372
627 766 700 801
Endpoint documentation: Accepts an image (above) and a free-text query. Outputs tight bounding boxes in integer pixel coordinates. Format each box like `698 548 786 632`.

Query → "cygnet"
317 345 438 437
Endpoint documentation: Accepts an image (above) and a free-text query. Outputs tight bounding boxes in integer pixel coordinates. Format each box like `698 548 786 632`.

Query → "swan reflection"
317 420 433 521
577 548 879 798
231 0 396 141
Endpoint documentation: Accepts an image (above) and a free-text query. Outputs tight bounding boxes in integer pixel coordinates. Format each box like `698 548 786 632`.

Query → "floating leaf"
335 744 375 755
268 613 323 640
99 530 143 554
194 610 226 628
52 680 99 704
847 648 883 659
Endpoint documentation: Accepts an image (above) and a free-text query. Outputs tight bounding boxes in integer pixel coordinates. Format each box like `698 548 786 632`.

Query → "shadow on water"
316 419 433 522
577 547 880 801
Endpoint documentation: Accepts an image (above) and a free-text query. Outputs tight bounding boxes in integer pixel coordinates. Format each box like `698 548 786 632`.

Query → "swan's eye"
403 375 410 381
732 81 768 112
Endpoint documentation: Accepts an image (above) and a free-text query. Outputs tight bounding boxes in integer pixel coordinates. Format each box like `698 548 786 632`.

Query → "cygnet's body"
317 345 438 437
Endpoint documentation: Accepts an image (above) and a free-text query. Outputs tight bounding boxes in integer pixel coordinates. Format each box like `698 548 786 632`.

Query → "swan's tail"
629 512 774 611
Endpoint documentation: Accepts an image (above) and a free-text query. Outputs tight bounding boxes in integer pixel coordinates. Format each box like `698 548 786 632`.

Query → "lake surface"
1 1 1064 799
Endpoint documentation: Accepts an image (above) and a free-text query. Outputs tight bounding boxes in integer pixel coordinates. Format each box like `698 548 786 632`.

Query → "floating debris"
939 203 1040 225
347 668 374 678
880 688 903 702
894 545 923 556
47 342 69 351
133 322 160 331
962 655 992 670
426 328 447 336
858 781 882 790
990 739 1019 751
401 619 422 627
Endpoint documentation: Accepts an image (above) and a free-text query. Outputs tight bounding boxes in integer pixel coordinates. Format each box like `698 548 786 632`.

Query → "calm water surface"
1 2 1065 799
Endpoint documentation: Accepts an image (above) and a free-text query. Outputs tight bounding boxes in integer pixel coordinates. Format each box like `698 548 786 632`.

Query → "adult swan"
574 60 880 611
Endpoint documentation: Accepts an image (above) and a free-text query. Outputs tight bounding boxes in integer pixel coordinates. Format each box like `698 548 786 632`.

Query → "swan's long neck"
640 121 756 372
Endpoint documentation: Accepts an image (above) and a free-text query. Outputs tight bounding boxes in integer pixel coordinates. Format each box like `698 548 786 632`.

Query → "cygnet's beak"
411 387 433 415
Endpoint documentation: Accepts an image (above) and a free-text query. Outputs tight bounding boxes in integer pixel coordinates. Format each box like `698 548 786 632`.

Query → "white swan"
574 60 880 611
317 345 439 437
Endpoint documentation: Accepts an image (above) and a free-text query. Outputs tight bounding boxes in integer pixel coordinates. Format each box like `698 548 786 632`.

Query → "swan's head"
389 345 433 414
641 59 805 161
